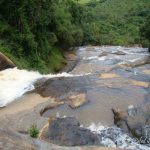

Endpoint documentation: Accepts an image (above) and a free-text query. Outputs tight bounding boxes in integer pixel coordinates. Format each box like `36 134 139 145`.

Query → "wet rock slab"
118 56 150 68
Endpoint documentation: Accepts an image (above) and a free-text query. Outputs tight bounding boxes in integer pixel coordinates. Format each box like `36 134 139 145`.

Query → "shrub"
28 124 39 138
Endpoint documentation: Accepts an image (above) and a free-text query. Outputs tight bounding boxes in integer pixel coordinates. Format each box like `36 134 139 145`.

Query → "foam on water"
83 56 99 60
0 68 90 107
88 123 150 150
83 56 106 61
78 47 86 51
129 57 142 62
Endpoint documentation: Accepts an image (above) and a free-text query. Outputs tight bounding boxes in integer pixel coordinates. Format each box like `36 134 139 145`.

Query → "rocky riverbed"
0 46 150 150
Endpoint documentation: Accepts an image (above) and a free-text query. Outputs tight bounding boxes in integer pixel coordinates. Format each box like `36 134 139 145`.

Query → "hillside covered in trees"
0 0 149 73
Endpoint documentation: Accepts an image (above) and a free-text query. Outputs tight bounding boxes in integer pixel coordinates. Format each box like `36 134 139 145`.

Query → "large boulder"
43 117 101 146
0 52 15 71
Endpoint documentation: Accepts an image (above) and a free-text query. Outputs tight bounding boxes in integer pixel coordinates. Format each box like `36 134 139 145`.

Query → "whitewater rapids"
0 67 89 107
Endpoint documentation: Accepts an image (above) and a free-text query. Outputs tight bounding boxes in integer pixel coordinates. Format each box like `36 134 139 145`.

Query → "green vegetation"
140 15 150 51
28 124 39 138
76 0 93 4
0 0 149 73
80 0 150 45
0 0 83 73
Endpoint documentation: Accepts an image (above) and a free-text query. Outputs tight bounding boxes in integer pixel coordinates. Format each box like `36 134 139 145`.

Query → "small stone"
68 93 88 109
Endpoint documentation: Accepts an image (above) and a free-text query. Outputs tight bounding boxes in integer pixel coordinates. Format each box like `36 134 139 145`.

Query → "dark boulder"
44 117 101 146
111 50 126 55
0 52 15 71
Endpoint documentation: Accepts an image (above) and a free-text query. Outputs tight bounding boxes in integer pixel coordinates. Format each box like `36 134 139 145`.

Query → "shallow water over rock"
36 46 150 149
39 46 149 126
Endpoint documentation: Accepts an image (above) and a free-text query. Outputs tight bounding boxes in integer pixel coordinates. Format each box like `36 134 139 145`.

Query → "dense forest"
0 0 149 73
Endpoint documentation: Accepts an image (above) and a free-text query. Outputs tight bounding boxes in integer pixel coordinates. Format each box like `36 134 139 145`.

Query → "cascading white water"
88 123 150 150
0 68 41 107
0 67 90 107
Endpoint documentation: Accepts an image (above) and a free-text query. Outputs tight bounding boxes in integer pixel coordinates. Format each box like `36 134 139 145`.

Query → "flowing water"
0 46 150 149
42 46 150 126
0 68 89 107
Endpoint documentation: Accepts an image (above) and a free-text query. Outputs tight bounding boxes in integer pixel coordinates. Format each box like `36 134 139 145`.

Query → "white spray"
0 68 90 107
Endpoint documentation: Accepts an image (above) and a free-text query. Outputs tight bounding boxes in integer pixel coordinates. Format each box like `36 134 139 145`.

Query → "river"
0 46 150 149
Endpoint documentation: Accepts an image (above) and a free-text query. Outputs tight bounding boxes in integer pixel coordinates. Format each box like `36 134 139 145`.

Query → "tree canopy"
0 0 149 72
